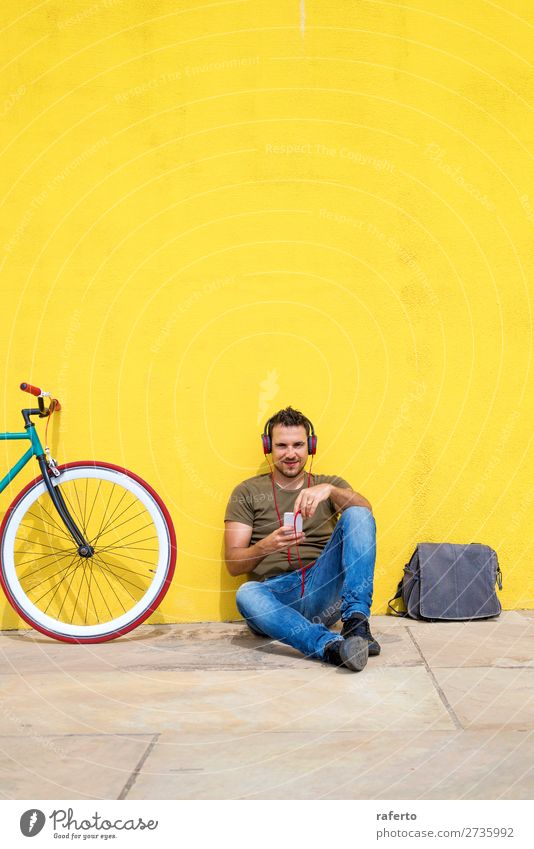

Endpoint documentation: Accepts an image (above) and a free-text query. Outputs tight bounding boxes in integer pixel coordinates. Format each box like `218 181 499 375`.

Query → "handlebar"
20 382 42 396
20 382 62 414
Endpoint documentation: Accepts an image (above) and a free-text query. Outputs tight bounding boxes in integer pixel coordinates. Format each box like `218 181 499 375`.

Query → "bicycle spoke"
98 544 158 554
91 555 131 610
99 536 158 549
96 547 158 562
96 528 158 547
84 562 115 620
91 499 144 545
91 489 134 543
96 533 158 552
17 548 79 579
16 538 76 554
84 559 97 624
29 555 79 608
83 478 88 531
26 506 72 542
84 477 102 533
92 554 154 578
94 516 154 545
95 531 158 556
55 560 83 619
71 560 88 623
33 559 80 605
25 553 81 594
93 483 118 543
95 549 159 569
15 543 77 564
93 558 147 594
60 486 87 540
72 479 88 538
29 502 71 535
92 552 147 594
18 522 75 545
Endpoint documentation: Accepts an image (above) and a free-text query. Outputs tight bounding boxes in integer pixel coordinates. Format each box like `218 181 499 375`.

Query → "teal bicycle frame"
0 408 93 554
0 426 44 494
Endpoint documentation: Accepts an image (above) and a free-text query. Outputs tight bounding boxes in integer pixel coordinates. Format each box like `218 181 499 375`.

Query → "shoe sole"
339 636 368 671
341 634 381 657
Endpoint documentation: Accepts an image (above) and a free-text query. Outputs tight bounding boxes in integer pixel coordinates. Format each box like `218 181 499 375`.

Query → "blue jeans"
235 506 376 660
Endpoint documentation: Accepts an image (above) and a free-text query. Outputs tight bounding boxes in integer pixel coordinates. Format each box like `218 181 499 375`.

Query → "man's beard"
276 460 305 479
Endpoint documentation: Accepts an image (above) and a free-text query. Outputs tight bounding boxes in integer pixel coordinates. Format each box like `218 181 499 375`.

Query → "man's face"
270 424 309 479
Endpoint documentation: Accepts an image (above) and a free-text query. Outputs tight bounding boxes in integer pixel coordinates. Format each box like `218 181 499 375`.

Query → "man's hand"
260 525 306 554
293 483 333 518
224 521 305 576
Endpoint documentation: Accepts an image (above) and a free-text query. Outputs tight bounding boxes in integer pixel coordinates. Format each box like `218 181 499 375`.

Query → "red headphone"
261 415 317 455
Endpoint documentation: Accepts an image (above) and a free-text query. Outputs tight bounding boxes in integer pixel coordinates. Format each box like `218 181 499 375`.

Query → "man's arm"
330 486 372 513
224 521 305 577
294 483 372 518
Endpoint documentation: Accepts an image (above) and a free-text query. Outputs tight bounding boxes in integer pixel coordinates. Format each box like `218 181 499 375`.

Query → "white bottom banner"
2 799 531 848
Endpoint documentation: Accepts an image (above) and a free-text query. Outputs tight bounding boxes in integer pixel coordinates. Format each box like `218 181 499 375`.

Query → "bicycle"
0 383 176 643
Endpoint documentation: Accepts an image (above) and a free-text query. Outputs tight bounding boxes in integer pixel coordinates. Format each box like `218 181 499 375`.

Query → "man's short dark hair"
267 406 311 437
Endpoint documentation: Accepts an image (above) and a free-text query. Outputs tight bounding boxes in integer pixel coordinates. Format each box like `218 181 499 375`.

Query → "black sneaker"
340 613 381 656
323 636 368 672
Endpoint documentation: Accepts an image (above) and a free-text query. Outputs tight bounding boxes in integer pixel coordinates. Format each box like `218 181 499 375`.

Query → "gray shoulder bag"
388 542 503 620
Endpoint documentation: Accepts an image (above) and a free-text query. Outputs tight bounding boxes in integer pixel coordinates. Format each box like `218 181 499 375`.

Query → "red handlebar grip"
20 382 42 396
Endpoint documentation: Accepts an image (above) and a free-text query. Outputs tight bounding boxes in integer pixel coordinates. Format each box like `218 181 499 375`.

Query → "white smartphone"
283 512 303 532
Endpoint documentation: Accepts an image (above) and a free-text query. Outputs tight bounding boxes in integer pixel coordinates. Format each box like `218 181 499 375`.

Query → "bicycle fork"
37 456 94 558
24 411 94 558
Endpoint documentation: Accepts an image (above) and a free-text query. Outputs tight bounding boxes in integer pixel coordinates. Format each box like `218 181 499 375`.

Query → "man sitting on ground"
224 406 380 671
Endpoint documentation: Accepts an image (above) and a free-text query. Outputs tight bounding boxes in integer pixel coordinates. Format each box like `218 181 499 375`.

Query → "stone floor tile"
407 619 534 668
129 729 534 800
0 733 152 800
0 624 292 676
1 666 453 737
0 619 419 676
433 667 534 730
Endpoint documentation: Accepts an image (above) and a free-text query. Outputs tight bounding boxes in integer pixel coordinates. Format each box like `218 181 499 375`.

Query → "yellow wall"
1 0 533 629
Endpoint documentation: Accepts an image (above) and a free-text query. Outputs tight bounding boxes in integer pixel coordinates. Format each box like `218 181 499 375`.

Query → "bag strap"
387 576 409 617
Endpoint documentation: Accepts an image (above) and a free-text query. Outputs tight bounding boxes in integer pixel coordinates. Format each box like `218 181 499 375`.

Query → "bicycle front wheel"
0 462 176 642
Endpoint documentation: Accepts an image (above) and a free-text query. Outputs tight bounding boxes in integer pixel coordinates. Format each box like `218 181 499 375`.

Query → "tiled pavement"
1 611 533 799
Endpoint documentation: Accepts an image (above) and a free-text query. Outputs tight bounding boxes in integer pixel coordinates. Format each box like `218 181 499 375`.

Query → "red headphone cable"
267 455 315 596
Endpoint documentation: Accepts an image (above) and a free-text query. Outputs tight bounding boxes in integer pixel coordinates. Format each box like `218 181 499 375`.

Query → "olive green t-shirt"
224 473 352 579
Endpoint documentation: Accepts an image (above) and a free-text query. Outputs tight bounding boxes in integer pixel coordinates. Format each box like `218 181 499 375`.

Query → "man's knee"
340 505 375 529
339 506 376 547
235 581 253 615
236 581 265 616
235 584 264 636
